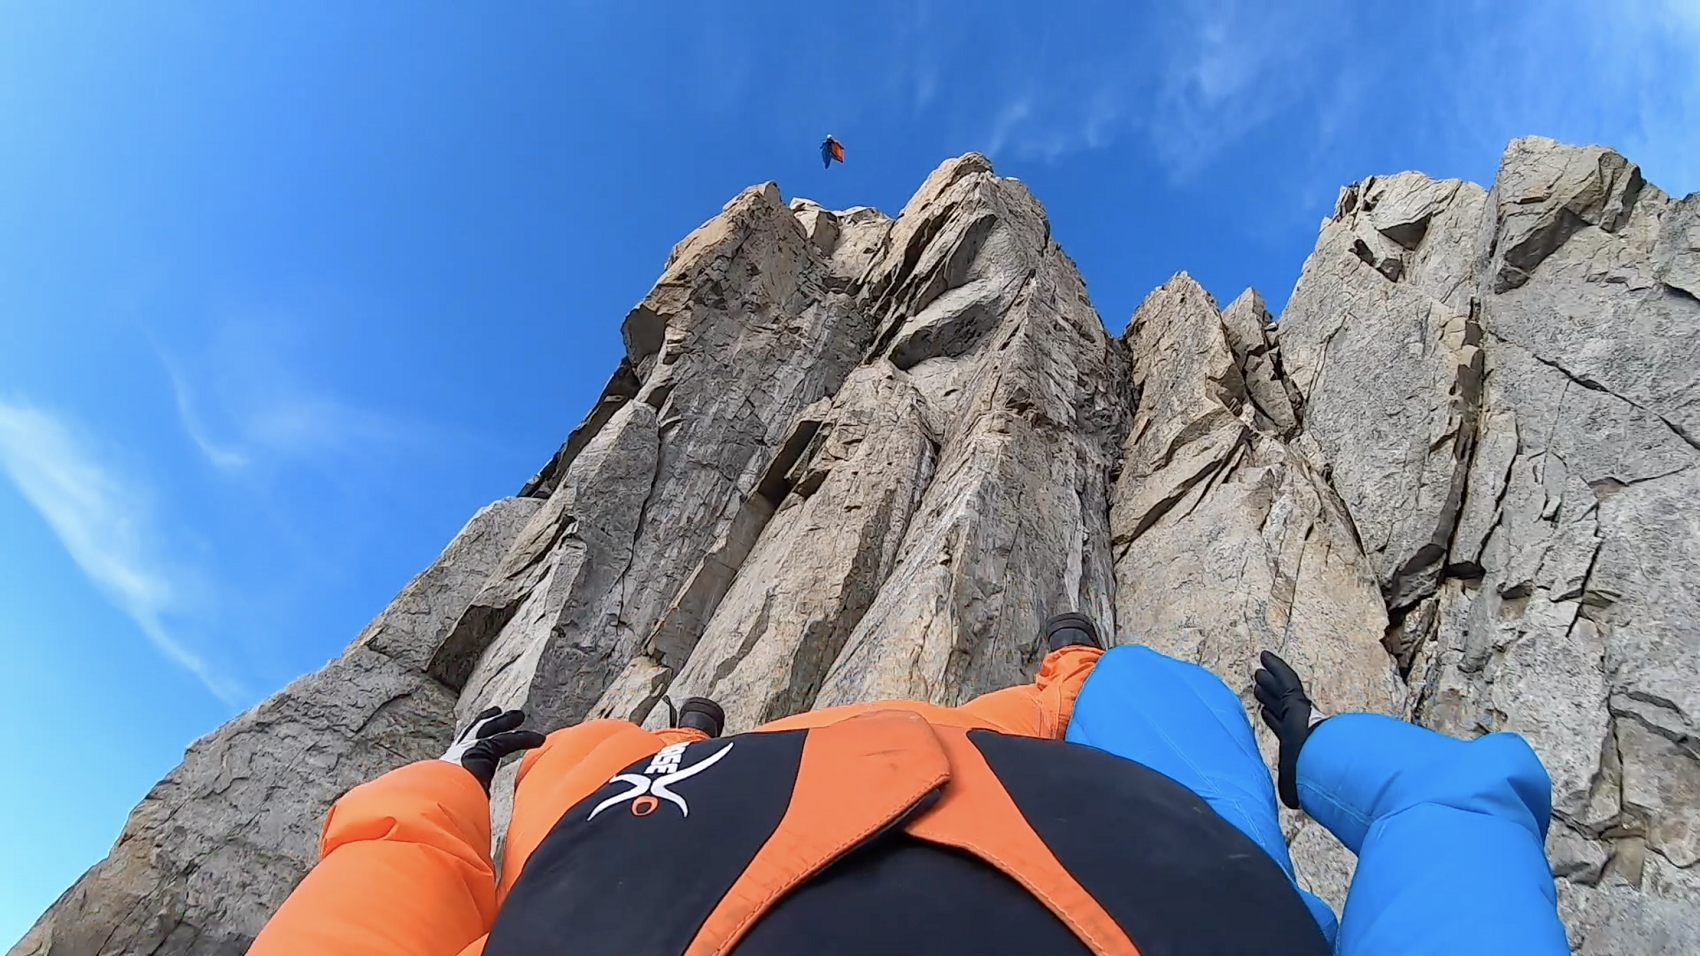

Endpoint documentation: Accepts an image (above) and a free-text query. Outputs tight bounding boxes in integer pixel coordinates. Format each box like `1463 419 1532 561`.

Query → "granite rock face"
16 140 1699 955
602 155 1127 731
1281 137 1700 954
443 182 880 734
1278 172 1490 612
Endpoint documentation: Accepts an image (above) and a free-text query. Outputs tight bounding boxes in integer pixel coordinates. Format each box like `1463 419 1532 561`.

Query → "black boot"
1042 612 1101 652
676 697 725 738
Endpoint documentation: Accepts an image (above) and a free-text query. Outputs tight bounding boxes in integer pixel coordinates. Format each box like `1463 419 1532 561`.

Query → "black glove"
440 707 547 794
1254 651 1326 810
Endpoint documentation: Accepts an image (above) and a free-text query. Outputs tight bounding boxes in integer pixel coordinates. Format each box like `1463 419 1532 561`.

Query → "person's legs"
954 645 1104 738
756 645 1103 738
1065 645 1338 941
654 727 709 747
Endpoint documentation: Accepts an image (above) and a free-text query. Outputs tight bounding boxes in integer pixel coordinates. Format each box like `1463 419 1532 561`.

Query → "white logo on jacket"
587 741 734 820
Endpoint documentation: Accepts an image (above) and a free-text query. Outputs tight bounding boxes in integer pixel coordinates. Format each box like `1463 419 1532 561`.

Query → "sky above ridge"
3 0 1697 942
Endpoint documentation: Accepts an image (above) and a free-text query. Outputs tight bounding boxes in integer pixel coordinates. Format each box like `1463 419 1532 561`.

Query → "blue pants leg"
1065 644 1339 944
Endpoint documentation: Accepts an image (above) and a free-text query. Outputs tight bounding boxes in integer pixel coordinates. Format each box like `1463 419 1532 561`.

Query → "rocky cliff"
15 138 1699 956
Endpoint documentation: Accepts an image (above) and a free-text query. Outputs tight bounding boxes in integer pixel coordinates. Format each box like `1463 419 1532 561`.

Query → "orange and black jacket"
250 648 1329 956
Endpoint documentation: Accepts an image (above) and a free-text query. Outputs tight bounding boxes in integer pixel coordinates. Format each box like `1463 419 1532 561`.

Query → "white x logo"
587 741 734 820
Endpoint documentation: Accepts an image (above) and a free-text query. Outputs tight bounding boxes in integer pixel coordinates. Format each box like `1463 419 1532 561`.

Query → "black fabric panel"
737 834 1093 956
969 730 1331 956
486 730 804 956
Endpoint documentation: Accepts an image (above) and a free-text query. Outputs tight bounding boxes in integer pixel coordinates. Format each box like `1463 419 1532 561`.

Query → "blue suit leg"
1066 645 1339 943
1297 715 1568 956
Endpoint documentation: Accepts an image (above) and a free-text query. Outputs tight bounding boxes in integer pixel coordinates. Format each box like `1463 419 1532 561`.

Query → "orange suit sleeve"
249 760 497 956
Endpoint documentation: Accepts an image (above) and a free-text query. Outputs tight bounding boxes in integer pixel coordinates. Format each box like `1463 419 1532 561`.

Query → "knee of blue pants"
1066 645 1339 943
1065 646 1291 871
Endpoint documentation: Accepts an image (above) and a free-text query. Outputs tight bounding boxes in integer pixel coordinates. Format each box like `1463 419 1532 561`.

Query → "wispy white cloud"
948 0 1696 194
986 96 1035 157
915 68 939 111
159 320 438 480
1426 0 1700 194
162 358 250 473
1144 0 1351 178
976 74 1136 165
0 401 242 703
981 85 1127 165
960 2 1350 171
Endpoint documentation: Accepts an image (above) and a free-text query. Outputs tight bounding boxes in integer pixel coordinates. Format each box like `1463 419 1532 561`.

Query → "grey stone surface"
1560 854 1700 955
1114 276 1402 711
788 198 892 284
1477 140 1700 450
630 365 938 732
618 156 1128 719
810 157 1128 709
1481 138 1645 294
1221 289 1301 437
443 401 661 729
450 181 878 730
585 159 1129 737
1280 172 1486 611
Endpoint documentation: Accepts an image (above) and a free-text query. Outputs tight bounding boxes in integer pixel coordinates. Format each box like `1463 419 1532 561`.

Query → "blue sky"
2 0 1695 942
